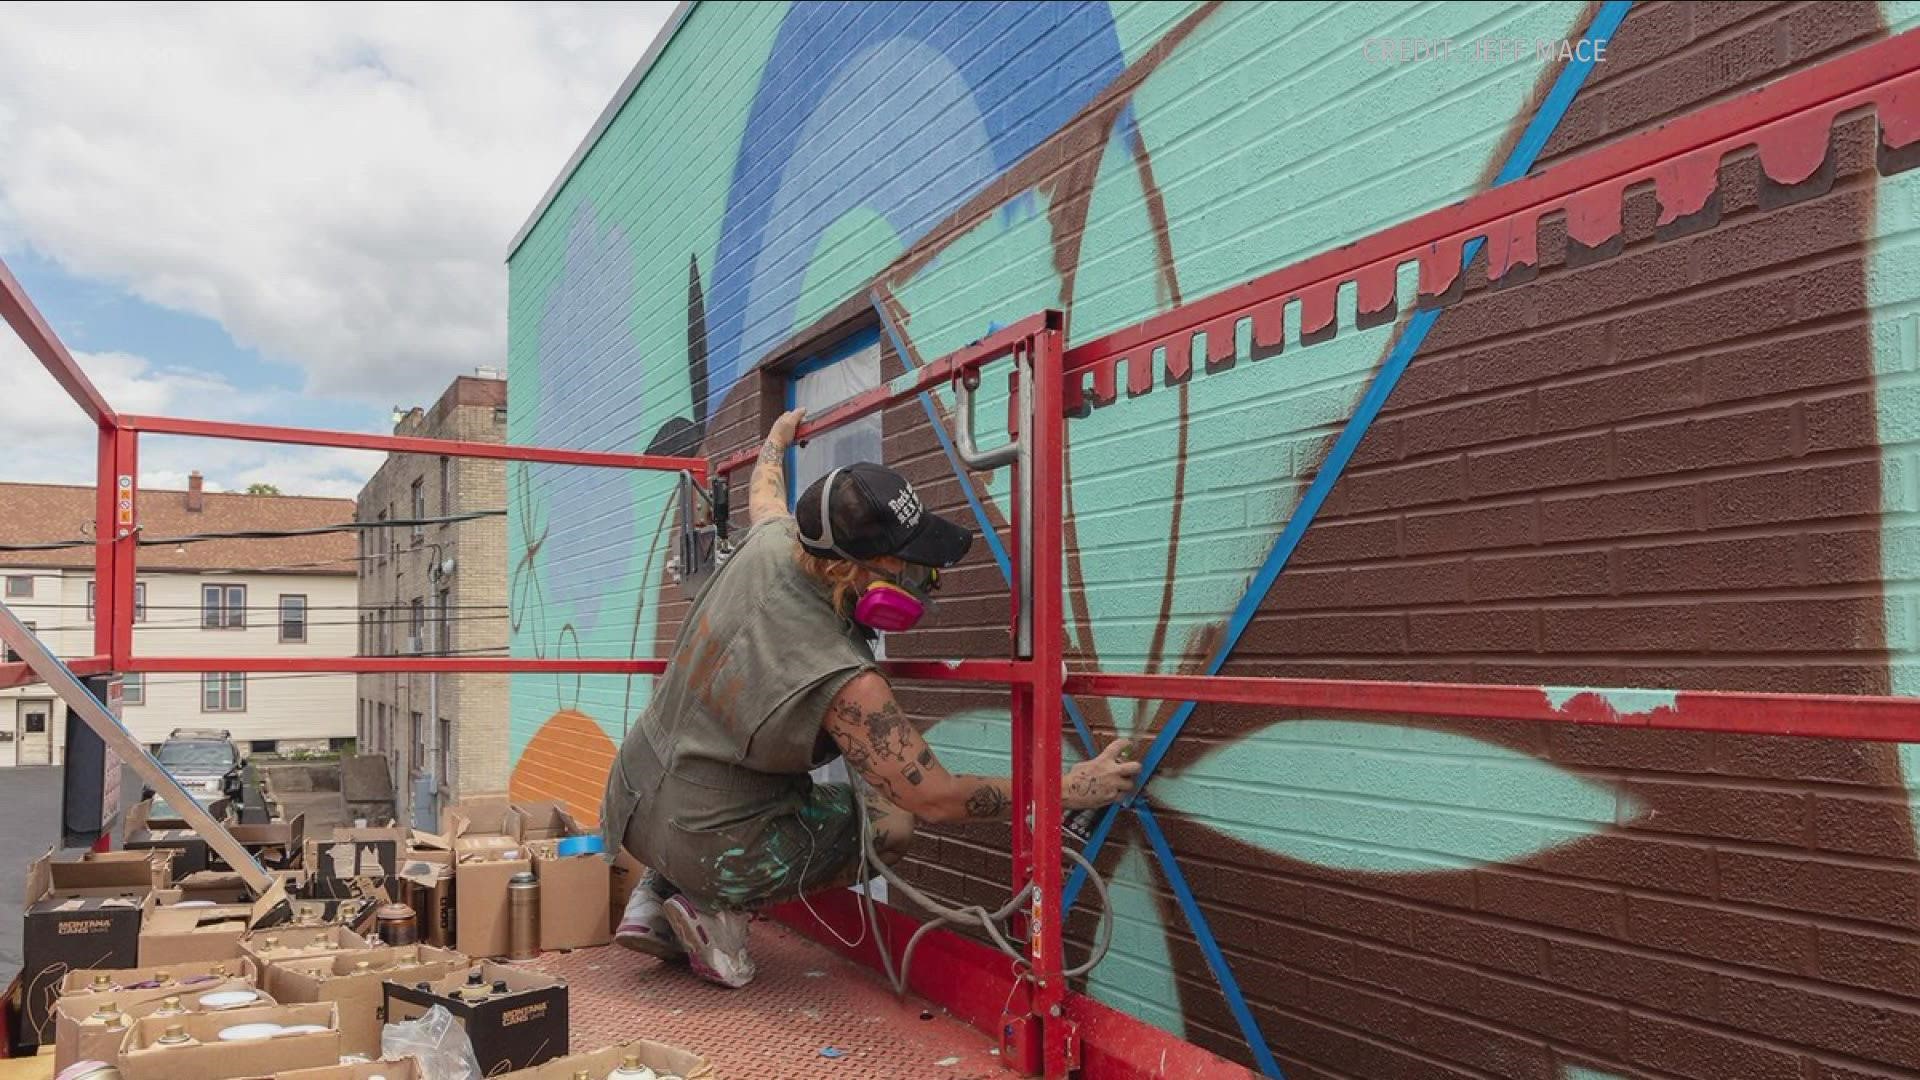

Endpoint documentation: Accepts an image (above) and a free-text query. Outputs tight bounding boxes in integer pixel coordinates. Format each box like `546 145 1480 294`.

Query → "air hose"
849 796 1116 998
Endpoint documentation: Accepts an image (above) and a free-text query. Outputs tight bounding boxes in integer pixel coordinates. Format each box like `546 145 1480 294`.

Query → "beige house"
0 476 358 766
355 374 508 831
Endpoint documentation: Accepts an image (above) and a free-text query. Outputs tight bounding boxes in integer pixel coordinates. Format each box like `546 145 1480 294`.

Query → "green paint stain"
1152 720 1632 872
1562 1067 1631 1080
1085 844 1188 1037
795 208 904 331
1873 147 1920 846
1542 686 1679 716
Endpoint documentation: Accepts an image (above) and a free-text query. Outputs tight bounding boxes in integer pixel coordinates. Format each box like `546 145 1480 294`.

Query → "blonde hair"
796 549 867 617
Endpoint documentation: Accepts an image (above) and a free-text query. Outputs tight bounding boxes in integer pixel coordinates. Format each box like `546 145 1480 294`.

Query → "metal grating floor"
527 915 1008 1079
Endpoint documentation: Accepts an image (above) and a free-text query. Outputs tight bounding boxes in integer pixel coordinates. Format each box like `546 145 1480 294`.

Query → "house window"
436 716 451 788
87 582 148 622
122 673 145 706
411 479 426 541
4 621 32 663
410 711 425 770
202 584 246 629
279 595 307 643
410 598 425 653
377 509 388 559
438 457 452 519
5 576 31 598
201 673 246 712
437 588 451 655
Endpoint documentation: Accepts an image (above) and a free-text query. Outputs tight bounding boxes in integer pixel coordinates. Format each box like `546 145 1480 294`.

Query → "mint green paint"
1151 720 1632 872
1108 1 1208 66
1085 844 1188 1037
1887 0 1920 30
1562 1068 1631 1080
796 209 904 331
1542 686 1679 717
506 1 787 758
1869 40 1920 847
922 708 1088 776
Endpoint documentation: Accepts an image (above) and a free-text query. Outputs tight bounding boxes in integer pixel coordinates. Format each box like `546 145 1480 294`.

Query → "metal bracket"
952 366 1020 471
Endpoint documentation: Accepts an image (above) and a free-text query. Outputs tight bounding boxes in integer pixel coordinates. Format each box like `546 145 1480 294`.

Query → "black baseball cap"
796 462 973 568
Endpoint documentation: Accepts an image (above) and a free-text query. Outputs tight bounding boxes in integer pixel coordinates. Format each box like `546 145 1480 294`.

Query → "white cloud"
0 1 675 406
0 332 379 497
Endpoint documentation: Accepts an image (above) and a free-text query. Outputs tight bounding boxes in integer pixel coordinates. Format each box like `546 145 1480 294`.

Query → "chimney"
186 471 204 512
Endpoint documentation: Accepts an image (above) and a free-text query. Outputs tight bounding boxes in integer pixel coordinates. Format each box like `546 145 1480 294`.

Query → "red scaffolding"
5 22 1920 1078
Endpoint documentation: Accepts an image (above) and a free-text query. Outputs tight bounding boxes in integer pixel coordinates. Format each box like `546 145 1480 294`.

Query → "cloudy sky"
0 2 677 497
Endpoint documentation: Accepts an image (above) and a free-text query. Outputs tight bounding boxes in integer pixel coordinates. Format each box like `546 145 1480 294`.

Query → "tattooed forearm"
863 700 914 762
903 746 933 786
747 437 789 522
964 783 1011 820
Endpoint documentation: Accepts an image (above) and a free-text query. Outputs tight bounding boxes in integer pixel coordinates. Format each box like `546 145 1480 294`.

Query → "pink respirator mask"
851 567 939 632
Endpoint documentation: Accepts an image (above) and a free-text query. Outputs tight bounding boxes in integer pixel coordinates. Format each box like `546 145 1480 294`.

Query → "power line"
0 509 507 553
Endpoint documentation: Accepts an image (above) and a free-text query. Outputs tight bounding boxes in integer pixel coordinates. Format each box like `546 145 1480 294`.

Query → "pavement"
0 762 147 981
0 766 65 978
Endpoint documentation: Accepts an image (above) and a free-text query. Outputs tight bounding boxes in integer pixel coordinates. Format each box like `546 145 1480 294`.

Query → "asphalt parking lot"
0 763 146 980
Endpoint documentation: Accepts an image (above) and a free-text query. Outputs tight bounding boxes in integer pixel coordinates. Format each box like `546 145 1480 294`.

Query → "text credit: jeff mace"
1363 36 1610 65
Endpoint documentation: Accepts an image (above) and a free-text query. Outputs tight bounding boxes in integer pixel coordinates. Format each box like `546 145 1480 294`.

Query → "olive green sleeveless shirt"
598 515 877 863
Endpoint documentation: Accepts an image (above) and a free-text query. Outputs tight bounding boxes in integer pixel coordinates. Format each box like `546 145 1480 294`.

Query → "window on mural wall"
789 326 886 662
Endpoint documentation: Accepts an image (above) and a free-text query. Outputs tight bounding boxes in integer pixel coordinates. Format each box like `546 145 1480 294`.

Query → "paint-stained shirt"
599 514 877 861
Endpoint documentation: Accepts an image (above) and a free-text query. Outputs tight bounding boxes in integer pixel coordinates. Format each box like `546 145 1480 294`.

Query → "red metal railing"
6 24 1920 1079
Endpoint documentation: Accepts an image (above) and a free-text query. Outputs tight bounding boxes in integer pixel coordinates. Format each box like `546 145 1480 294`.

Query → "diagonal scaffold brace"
0 597 275 894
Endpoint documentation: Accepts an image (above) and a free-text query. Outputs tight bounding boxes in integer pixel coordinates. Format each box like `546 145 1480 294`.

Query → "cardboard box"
398 850 454 948
439 795 513 839
157 884 253 908
514 804 608 952
171 872 255 902
139 887 296 967
240 927 373 970
62 956 260 999
520 854 606 953
266 945 466 1058
500 1038 715 1080
452 851 530 960
19 850 163 1048
54 980 274 1070
274 1057 424 1080
209 816 307 873
382 962 567 1076
118 1002 341 1080
304 828 405 901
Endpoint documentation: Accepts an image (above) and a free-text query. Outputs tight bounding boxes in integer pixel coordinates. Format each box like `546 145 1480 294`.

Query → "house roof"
0 482 359 576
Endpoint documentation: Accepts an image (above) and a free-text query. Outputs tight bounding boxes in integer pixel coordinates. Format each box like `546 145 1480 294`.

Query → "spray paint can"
507 872 539 960
376 902 418 946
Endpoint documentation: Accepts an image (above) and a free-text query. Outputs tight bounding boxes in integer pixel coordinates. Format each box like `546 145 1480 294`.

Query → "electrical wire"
840 791 1114 998
0 508 507 553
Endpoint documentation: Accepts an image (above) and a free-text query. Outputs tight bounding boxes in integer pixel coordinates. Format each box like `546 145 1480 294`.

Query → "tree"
245 483 281 496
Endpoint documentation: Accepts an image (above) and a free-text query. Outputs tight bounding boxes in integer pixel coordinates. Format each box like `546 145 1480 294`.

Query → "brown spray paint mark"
1130 120 1192 717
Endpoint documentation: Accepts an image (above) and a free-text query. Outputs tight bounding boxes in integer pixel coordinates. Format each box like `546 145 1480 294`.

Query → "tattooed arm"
748 408 806 525
822 672 1137 825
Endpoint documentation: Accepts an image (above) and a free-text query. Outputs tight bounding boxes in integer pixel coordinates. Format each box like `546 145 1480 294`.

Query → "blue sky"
10 247 379 435
0 3 676 498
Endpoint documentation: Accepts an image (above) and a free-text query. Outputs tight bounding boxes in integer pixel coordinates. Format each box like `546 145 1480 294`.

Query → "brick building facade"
355 374 508 830
500 4 1920 1078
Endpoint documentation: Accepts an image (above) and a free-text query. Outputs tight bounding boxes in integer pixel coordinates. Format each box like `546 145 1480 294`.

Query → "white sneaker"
662 894 756 989
614 880 684 961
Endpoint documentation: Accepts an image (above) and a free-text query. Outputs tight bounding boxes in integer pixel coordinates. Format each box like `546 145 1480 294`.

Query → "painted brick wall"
506 3 1920 1077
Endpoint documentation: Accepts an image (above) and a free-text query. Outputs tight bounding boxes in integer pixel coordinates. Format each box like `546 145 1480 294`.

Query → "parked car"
143 727 243 807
